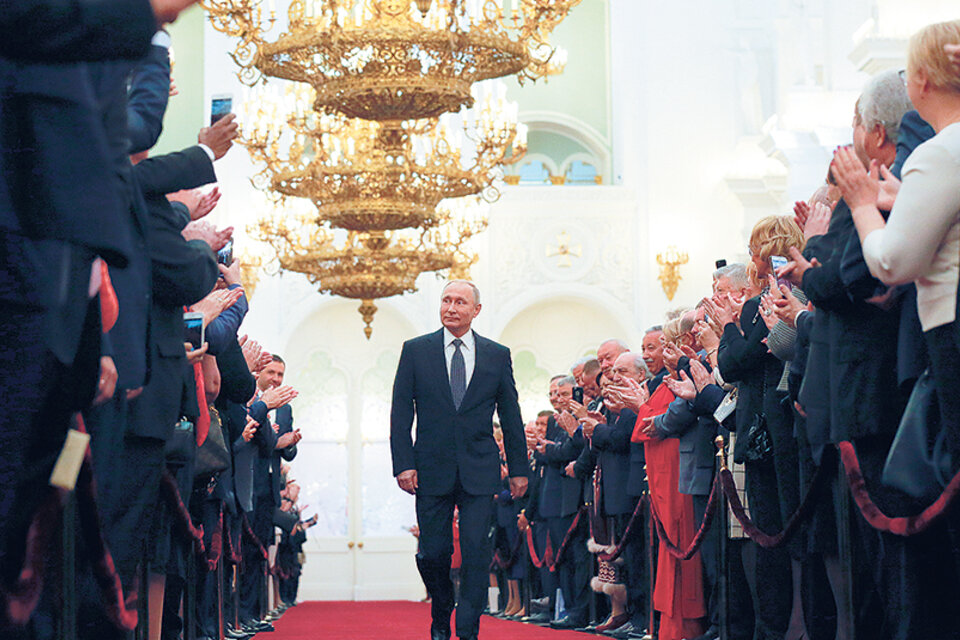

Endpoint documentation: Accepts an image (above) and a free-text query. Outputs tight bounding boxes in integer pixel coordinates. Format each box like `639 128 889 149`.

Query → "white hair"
713 263 749 288
442 279 480 305
857 69 913 143
557 375 576 388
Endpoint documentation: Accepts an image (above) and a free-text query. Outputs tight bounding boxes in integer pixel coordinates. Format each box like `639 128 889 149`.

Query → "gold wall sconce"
656 245 688 300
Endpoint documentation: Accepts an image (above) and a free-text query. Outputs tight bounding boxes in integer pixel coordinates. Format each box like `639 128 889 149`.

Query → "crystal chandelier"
204 0 580 121
241 80 526 232
254 197 488 337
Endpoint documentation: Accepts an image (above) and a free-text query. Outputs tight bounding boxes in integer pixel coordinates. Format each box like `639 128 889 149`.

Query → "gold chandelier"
255 197 488 337
204 0 579 121
241 81 526 232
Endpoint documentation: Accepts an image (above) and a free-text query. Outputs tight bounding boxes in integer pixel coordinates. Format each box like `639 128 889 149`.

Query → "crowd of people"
484 21 960 640
5 2 960 640
1 2 315 639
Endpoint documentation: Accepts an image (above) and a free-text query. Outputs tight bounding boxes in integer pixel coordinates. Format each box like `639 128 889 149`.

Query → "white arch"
520 110 612 182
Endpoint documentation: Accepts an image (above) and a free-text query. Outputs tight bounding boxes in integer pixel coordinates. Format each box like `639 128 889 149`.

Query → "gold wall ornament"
253 197 487 337
545 230 581 268
656 245 689 301
203 0 580 122
240 81 526 232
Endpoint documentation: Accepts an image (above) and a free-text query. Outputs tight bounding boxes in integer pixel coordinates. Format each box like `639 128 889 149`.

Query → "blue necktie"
450 338 466 409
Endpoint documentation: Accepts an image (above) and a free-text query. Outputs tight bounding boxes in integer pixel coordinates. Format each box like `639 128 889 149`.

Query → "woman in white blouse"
832 20 960 460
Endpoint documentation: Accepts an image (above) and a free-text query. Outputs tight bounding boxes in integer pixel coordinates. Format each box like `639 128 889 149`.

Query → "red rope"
836 440 960 536
160 470 205 552
647 474 719 560
206 505 223 572
524 527 553 569
224 516 243 565
595 494 648 563
75 458 139 630
489 525 526 571
720 458 825 549
2 487 62 625
242 513 269 560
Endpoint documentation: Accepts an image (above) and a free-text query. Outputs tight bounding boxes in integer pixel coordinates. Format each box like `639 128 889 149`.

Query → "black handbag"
743 361 774 463
164 418 195 466
882 368 953 501
195 406 230 480
743 413 774 462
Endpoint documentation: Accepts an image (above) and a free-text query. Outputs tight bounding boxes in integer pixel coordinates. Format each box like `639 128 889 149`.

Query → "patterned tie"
450 338 466 409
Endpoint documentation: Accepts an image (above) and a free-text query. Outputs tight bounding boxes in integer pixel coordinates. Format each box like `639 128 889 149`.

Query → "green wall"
504 0 610 143
152 6 205 155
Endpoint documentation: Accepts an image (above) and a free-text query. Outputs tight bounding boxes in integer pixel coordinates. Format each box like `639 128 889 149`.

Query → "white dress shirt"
861 121 960 331
443 327 476 389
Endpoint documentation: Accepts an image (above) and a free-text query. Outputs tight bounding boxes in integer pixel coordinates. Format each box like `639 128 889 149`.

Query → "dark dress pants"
240 496 272 621
693 493 719 631
546 514 590 624
416 476 494 639
744 458 791 640
623 496 649 628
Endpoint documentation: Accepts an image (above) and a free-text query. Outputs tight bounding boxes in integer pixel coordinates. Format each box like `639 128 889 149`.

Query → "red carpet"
271 601 594 639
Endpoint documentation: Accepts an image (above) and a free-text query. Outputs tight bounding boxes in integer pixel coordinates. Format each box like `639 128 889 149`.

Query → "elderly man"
391 280 527 640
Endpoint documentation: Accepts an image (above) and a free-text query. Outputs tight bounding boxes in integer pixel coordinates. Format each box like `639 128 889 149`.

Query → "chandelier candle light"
205 0 580 121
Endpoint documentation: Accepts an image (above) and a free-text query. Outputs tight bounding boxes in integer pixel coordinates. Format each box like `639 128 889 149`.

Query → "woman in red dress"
631 329 706 640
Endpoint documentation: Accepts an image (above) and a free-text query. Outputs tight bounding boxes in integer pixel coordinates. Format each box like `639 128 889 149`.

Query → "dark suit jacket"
536 417 583 517
0 0 155 63
627 369 667 496
89 43 170 389
591 408 636 515
127 196 217 441
390 328 527 496
801 200 901 442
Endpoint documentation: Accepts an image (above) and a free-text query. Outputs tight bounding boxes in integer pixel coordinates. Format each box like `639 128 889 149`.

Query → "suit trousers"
240 496 273 621
693 494 719 630
531 522 557 607
623 500 650 627
0 298 99 590
547 514 590 624
415 476 494 638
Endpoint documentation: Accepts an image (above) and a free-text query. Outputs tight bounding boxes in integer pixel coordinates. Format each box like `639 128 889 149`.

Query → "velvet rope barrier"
647 473 720 561
241 513 269 560
836 440 960 536
524 527 553 569
720 459 825 549
2 487 62 625
160 470 205 553
205 505 224 572
224 517 243 565
490 525 526 571
540 507 586 572
595 494 648 564
75 458 140 631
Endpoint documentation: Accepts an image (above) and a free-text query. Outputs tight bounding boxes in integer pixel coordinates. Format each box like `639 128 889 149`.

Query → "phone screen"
210 95 232 125
184 313 204 349
769 255 791 290
217 238 233 266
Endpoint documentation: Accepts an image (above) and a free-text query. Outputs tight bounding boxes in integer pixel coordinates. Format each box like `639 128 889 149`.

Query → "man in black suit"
391 280 528 640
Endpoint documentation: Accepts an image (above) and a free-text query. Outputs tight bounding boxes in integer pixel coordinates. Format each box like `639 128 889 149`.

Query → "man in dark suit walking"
391 280 528 640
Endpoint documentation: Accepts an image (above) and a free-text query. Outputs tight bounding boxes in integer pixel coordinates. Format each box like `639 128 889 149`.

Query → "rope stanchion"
647 472 720 560
836 440 960 536
160 470 205 553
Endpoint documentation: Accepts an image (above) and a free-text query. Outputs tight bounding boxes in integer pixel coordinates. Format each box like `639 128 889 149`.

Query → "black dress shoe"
430 627 451 640
550 615 588 630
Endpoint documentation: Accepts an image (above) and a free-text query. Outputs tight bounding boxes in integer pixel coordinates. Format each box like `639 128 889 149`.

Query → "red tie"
194 361 210 446
99 261 119 333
